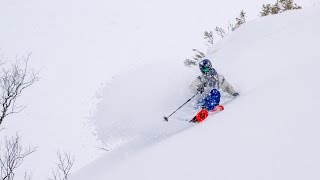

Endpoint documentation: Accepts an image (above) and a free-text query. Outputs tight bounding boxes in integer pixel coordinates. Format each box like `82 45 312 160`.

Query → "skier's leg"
195 95 206 109
190 89 222 123
203 89 220 111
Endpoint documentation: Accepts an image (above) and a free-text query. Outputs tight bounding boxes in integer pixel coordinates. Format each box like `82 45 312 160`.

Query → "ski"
189 105 224 123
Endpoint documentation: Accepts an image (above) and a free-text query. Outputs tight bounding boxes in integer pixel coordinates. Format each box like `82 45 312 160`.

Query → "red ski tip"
196 109 209 123
213 105 224 112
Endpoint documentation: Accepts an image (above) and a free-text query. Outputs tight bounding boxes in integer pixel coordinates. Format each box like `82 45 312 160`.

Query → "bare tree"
49 151 74 180
0 134 37 180
0 53 38 125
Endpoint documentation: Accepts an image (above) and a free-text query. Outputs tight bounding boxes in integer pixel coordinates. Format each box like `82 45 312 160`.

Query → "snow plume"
93 61 198 150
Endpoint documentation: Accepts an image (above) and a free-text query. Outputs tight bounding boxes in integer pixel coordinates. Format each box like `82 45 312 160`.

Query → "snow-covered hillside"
1 0 320 179
1 0 296 179
71 6 320 180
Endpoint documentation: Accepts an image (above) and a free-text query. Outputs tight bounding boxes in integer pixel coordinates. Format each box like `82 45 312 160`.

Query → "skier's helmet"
199 59 212 74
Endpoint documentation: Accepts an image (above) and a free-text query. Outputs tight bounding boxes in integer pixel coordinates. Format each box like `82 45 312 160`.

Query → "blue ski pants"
197 89 221 111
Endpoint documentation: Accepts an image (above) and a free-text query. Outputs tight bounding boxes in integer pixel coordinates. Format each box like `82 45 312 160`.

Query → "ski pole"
164 92 199 122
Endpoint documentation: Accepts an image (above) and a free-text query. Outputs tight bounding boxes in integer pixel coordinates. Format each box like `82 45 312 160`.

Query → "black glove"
197 86 204 94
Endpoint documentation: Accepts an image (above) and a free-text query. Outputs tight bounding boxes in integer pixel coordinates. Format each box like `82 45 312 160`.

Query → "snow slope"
71 6 320 180
1 0 320 179
1 0 297 178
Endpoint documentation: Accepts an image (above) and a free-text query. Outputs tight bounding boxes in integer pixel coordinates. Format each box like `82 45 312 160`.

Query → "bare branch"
49 151 75 180
0 134 37 180
215 26 227 38
96 146 109 152
0 53 39 125
24 172 32 180
184 49 206 67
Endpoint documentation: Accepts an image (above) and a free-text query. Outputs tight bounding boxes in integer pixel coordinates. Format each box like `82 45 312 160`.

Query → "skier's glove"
197 86 204 94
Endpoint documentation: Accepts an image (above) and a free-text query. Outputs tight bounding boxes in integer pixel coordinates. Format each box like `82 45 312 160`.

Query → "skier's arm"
190 76 205 93
216 74 238 96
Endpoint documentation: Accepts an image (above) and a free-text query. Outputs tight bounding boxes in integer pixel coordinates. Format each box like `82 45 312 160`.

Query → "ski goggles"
202 67 210 73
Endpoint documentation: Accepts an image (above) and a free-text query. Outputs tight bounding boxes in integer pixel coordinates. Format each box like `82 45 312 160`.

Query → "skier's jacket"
190 67 236 96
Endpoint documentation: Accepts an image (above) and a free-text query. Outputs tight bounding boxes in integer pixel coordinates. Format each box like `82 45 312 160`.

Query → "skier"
189 59 239 123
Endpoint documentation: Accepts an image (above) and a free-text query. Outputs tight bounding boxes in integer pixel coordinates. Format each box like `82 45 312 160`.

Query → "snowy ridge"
71 7 320 180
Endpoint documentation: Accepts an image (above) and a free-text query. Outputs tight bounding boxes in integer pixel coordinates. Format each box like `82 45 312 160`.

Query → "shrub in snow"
260 0 302 17
184 49 205 67
184 10 247 67
204 30 214 45
215 26 227 38
233 10 246 31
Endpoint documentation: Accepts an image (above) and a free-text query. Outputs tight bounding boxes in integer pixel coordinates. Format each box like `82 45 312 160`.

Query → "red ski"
189 105 224 123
